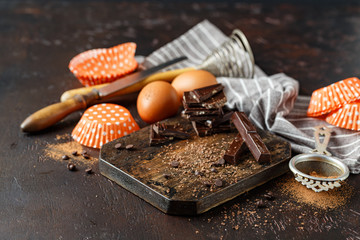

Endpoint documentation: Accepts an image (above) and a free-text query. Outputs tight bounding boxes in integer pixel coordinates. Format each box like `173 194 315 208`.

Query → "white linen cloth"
142 20 360 174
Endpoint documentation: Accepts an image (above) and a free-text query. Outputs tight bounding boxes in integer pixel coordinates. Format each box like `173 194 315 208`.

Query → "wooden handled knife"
21 56 187 132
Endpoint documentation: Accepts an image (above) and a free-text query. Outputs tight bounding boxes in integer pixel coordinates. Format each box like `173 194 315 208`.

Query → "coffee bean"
204 181 212 187
170 161 180 168
214 179 223 187
125 144 134 150
71 151 78 156
62 155 69 160
67 163 76 171
256 199 266 208
85 168 92 174
114 143 122 149
264 191 274 200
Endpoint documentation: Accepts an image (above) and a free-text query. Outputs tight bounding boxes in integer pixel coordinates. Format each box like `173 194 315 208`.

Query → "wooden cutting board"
99 116 291 215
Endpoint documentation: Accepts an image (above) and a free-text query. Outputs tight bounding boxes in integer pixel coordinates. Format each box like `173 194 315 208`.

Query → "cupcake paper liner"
325 101 360 131
69 42 138 86
72 103 140 149
307 77 360 117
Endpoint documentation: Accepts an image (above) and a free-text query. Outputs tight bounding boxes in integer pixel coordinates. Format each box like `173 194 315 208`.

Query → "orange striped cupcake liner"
72 103 140 149
326 101 360 131
307 77 360 117
69 42 138 86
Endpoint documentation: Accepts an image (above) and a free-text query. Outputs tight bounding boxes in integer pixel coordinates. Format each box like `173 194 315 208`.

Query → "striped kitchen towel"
142 19 360 174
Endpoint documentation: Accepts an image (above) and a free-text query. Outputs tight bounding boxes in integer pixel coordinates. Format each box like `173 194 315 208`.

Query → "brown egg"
171 70 217 100
137 81 180 124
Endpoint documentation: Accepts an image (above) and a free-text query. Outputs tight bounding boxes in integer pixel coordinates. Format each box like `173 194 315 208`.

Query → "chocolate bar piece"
201 91 227 109
182 107 222 116
205 111 234 128
183 91 227 110
232 112 271 164
182 111 221 121
183 92 203 108
153 122 190 140
224 134 248 165
189 84 224 103
191 121 232 137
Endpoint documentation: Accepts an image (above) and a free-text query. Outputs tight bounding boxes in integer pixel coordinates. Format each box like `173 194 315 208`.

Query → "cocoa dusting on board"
42 134 97 166
158 134 263 196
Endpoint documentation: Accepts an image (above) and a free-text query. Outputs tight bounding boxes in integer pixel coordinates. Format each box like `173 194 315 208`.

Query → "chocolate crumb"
125 144 134 150
204 181 212 187
67 163 76 171
114 143 122 149
163 173 171 179
85 168 92 174
256 199 266 208
264 191 274 200
62 155 69 160
214 179 223 187
71 151 78 156
170 161 180 168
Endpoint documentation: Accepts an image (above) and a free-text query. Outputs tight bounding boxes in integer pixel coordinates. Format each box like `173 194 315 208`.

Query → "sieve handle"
312 126 332 156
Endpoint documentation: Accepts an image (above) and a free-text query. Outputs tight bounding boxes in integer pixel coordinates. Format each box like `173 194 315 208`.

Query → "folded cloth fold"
142 19 360 174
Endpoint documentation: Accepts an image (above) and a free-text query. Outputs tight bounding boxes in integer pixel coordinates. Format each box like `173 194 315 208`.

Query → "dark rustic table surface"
1 1 360 239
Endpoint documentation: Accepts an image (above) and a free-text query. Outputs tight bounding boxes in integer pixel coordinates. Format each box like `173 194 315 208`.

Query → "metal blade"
98 56 187 98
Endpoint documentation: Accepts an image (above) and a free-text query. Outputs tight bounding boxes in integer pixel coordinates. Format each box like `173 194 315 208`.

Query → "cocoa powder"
280 176 353 210
42 134 97 166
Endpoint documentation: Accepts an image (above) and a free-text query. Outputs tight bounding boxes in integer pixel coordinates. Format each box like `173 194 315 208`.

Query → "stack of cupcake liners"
69 42 138 86
307 77 360 131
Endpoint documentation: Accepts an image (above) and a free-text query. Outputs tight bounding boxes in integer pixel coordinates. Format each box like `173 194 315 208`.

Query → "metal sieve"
289 126 350 192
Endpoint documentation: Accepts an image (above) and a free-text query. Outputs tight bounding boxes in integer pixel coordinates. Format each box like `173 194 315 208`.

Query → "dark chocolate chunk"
170 161 180 168
224 134 248 165
214 179 223 187
189 84 224 102
67 163 76 171
232 112 271 164
153 122 190 139
71 151 78 156
149 126 169 146
62 155 69 160
114 143 122 149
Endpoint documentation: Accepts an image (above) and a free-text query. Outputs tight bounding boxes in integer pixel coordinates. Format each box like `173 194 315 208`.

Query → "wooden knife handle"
61 67 194 102
21 90 100 132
